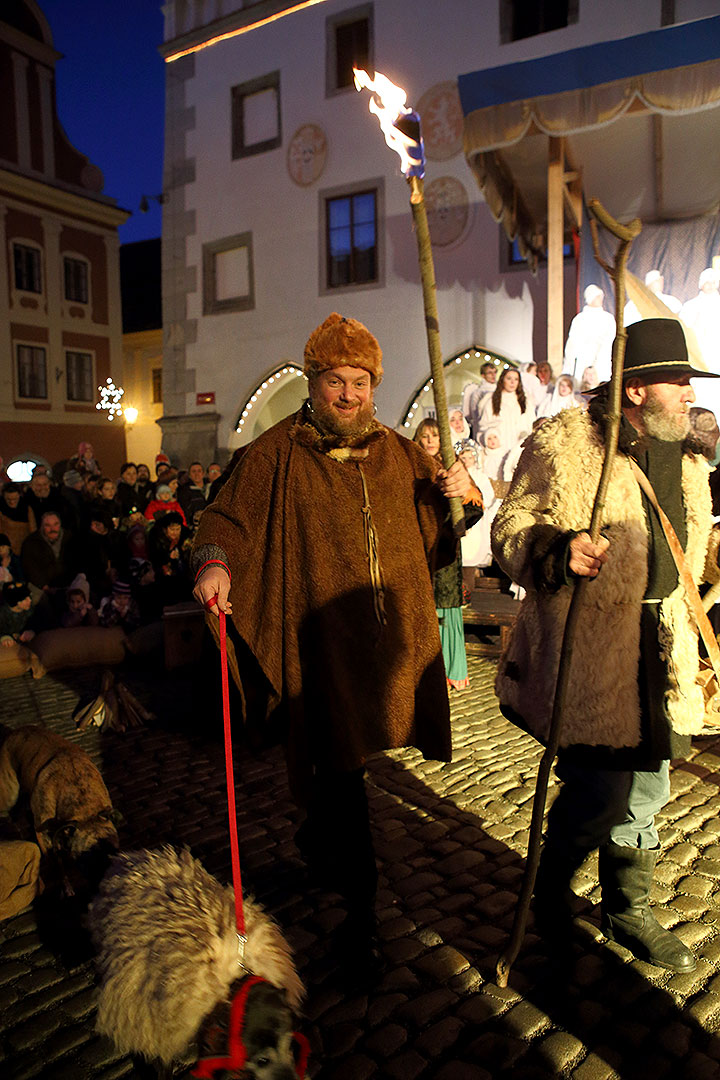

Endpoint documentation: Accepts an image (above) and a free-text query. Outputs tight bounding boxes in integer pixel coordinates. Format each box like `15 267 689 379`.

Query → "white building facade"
159 0 716 462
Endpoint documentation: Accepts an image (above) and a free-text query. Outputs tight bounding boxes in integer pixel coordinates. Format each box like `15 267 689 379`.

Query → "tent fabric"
458 16 720 268
459 16 720 152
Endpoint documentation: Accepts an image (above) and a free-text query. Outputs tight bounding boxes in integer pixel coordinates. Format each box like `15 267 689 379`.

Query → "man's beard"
310 396 376 438
641 390 690 442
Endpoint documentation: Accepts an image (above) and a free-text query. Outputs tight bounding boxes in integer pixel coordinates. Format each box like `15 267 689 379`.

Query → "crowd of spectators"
0 443 226 655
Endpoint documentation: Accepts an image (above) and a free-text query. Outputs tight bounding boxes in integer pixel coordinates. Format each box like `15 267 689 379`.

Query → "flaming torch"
354 68 465 537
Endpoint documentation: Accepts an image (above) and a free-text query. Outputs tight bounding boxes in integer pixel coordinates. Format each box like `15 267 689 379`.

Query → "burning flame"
353 68 424 178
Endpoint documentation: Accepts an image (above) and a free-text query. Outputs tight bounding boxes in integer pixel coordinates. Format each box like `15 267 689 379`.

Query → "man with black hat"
492 318 720 973
192 312 473 982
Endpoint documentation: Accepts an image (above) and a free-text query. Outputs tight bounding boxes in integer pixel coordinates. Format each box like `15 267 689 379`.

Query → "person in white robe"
476 367 533 449
564 284 616 386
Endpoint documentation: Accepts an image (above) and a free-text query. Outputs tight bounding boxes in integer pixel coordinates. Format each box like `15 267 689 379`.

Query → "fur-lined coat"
492 408 720 749
193 409 454 798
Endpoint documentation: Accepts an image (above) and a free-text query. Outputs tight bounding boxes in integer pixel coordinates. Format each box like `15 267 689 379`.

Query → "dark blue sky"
41 0 165 244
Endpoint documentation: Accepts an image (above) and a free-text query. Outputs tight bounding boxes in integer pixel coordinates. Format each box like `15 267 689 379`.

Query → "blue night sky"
40 0 166 244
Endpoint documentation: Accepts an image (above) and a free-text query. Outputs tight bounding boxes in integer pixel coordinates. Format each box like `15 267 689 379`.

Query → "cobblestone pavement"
3 653 720 1079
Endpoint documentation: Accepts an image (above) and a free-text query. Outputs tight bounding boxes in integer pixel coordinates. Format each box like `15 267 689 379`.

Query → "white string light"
96 377 125 421
236 365 306 432
401 347 511 428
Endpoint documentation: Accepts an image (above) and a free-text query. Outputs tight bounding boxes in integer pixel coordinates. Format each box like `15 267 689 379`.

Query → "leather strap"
629 458 720 678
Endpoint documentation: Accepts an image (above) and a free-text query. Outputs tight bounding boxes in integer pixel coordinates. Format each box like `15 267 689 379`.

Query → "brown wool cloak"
193 410 454 796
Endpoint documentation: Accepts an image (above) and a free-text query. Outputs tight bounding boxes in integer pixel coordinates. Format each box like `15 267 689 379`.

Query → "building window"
502 233 574 271
321 182 383 292
152 367 163 403
231 71 281 159
203 233 255 315
326 5 373 95
64 257 89 303
66 351 94 402
500 0 578 42
13 243 42 293
16 345 47 399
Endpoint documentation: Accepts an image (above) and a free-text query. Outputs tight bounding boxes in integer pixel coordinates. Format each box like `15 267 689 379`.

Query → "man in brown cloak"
192 313 472 980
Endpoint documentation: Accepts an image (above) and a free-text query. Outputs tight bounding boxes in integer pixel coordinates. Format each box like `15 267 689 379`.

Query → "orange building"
1 0 129 480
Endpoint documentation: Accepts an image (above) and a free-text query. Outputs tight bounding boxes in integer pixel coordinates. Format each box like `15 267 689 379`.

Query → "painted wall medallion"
416 81 464 161
287 123 328 186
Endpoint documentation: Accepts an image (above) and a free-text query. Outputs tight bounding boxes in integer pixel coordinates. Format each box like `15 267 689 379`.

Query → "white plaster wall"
176 0 692 448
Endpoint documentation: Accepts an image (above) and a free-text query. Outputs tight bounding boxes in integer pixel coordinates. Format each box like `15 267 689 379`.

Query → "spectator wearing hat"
0 482 36 555
148 511 192 605
98 580 141 632
60 468 86 532
0 533 25 586
61 573 98 628
0 582 40 645
144 483 186 525
70 441 101 477
192 311 472 979
82 510 125 601
493 318 720 974
155 452 171 477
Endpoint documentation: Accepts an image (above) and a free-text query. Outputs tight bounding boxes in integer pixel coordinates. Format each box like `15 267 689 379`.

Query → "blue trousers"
548 755 671 852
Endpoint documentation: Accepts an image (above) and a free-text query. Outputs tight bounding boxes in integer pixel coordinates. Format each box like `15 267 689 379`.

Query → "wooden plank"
547 136 565 375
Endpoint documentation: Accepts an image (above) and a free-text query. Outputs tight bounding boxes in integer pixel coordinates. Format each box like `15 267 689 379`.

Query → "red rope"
207 597 245 938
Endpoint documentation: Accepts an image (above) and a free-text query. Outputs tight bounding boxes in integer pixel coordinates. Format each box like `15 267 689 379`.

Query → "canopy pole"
547 137 565 375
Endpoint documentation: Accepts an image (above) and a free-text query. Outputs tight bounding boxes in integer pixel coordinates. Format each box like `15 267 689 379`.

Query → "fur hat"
303 313 383 385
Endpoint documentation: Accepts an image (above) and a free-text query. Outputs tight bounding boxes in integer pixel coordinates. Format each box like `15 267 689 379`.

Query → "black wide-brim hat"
585 319 719 396
620 318 719 382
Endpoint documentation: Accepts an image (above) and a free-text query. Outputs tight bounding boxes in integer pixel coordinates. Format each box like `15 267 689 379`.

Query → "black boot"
533 841 589 943
599 843 696 973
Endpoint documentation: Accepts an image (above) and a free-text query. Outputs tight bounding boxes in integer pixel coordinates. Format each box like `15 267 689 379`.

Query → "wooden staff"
495 199 641 987
408 174 466 538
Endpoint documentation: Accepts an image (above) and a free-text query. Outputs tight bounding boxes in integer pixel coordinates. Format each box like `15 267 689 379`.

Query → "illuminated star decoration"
96 377 125 421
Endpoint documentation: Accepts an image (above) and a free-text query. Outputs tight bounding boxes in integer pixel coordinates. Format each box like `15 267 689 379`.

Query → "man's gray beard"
310 396 375 438
641 394 690 442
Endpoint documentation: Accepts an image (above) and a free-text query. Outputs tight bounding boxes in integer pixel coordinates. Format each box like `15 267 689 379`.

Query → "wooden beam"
547 137 565 374
652 114 664 220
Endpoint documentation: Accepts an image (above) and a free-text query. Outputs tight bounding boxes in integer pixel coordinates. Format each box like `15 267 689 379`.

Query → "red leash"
204 596 309 1080
207 597 245 940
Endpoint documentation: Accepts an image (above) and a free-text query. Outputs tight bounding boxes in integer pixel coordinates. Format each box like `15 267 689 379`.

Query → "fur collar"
289 402 387 458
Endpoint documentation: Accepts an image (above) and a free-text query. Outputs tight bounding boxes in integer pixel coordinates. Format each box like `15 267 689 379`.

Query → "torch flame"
353 68 423 178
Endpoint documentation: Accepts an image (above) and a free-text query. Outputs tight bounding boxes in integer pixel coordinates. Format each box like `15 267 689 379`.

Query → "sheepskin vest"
492 408 719 748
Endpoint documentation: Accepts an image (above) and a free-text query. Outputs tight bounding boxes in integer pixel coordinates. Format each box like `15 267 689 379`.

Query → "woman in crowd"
413 419 479 690
476 366 533 449
0 483 36 555
147 510 192 606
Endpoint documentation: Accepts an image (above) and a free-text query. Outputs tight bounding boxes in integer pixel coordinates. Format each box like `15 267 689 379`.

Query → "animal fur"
0 725 120 868
493 408 720 746
88 846 305 1068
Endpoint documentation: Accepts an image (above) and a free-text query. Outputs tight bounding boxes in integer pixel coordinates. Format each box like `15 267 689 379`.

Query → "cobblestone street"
3 652 720 1079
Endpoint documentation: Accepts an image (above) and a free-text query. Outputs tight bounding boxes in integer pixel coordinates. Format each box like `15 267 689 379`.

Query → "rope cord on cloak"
357 463 387 627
